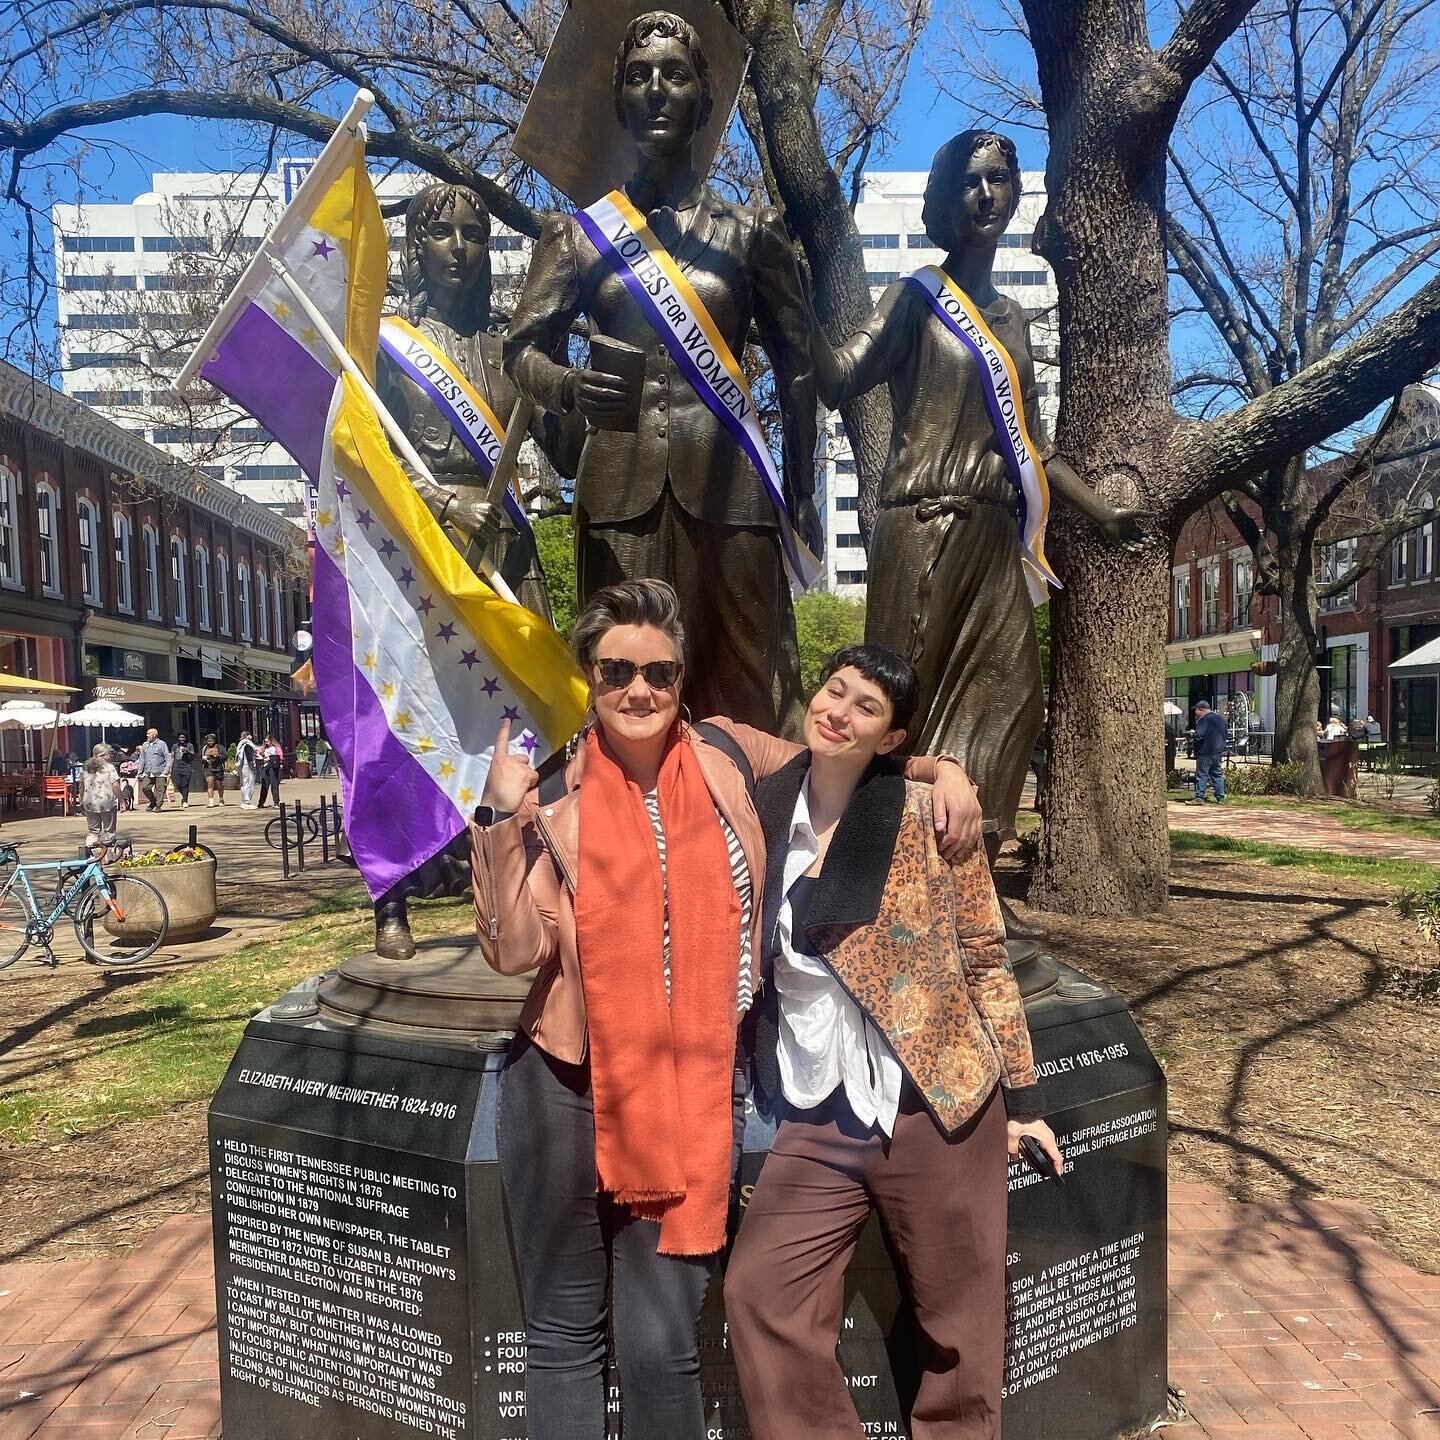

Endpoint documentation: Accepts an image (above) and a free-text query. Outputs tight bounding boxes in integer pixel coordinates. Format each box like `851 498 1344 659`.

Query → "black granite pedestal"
209 957 1165 1440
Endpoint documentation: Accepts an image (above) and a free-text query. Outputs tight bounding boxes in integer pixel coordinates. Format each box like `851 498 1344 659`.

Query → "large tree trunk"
1024 0 1179 915
728 0 891 538
1270 560 1325 796
1032 531 1174 914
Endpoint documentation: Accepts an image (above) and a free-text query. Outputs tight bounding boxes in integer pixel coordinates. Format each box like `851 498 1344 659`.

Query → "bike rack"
278 793 345 879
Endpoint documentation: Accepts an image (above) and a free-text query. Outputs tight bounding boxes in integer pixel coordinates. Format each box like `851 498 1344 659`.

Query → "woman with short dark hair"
473 578 980 1440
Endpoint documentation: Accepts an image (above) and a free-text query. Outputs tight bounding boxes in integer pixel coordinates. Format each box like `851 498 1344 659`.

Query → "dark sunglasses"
595 658 682 690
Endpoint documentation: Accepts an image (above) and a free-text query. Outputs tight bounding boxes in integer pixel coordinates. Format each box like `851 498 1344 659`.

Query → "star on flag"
481 676 500 696
312 237 336 259
436 621 457 642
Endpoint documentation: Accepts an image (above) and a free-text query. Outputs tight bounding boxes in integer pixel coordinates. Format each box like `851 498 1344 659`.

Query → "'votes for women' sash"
905 264 1059 605
576 189 821 591
377 315 532 538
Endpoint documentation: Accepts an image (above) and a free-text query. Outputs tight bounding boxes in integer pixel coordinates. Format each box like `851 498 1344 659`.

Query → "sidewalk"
0 778 355 975
0 1182 1435 1438
1167 799 1440 866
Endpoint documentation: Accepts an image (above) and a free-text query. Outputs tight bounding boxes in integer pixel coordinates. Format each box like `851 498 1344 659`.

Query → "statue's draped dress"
833 282 1045 839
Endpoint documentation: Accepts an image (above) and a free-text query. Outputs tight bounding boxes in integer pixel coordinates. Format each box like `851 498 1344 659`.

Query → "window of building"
867 271 901 285
142 274 207 291
998 233 1035 248
1232 553 1254 627
200 466 228 481
256 568 270 645
492 234 526 251
1390 533 1409 586
142 235 210 252
217 552 232 635
0 463 21 588
1172 570 1191 640
63 273 135 290
1319 536 1358 612
836 570 867 585
906 233 932 248
62 235 135 253
171 536 189 625
195 544 211 630
35 480 61 596
76 496 101 604
1200 561 1220 634
860 234 899 249
152 427 222 445
72 389 143 405
238 464 303 482
836 496 859 511
995 270 1048 286
67 353 134 369
273 573 285 644
837 532 864 549
229 426 273 444
833 458 857 475
1417 495 1434 581
112 511 134 613
238 561 252 641
143 524 161 618
66 313 138 331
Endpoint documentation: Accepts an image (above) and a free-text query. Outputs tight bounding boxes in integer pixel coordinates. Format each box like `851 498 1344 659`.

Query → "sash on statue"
905 265 1059 605
575 189 821 591
377 315 532 538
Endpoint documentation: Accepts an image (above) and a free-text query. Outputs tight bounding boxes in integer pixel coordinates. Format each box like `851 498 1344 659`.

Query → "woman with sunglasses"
472 578 981 1440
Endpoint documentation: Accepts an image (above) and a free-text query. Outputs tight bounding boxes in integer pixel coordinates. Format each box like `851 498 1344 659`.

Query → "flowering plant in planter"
117 846 208 868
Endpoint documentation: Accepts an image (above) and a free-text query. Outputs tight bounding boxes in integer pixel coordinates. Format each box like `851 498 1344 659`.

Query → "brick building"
0 361 306 760
1168 389 1440 753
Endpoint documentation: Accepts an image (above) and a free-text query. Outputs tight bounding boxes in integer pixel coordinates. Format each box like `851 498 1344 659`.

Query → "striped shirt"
643 789 754 1015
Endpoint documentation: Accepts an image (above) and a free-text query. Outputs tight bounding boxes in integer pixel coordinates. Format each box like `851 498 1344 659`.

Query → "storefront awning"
1388 635 1440 675
1166 653 1260 679
0 671 79 694
91 678 282 707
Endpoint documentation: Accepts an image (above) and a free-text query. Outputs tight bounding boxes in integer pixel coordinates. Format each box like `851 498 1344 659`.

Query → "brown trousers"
724 1086 1008 1440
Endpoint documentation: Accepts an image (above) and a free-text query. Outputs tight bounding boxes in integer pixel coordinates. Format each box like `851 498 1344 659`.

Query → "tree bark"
1023 0 1179 914
727 0 891 538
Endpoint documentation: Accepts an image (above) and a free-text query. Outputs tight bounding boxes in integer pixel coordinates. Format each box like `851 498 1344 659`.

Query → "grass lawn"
1184 791 1440 840
0 887 473 1150
1168 829 1440 889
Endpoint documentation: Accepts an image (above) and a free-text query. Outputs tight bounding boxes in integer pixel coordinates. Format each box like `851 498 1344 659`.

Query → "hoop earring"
679 702 693 733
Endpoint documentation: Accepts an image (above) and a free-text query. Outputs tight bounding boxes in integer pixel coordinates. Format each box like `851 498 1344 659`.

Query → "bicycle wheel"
0 881 32 970
72 873 169 966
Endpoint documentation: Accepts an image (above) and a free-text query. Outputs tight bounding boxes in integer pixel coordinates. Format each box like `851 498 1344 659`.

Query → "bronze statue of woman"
504 9 819 734
379 180 571 620
812 130 1138 917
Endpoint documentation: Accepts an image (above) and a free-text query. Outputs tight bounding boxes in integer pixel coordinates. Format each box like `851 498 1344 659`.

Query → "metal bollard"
188 824 197 849
320 795 330 863
280 803 291 880
294 798 307 872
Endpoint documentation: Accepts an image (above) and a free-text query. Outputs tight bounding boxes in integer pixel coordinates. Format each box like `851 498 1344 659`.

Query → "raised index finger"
494 716 513 754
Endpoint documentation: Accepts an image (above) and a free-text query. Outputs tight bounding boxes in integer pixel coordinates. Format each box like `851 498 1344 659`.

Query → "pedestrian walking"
81 743 122 861
115 746 137 811
170 733 196 809
202 733 226 806
1190 699 1227 803
236 729 259 809
256 734 283 809
138 728 170 811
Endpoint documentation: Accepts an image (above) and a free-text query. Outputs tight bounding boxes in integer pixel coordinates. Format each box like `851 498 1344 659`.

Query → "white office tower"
820 171 1060 598
52 164 533 518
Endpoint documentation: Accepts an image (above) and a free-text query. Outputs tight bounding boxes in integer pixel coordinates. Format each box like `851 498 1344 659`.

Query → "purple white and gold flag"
176 91 387 487
312 374 589 897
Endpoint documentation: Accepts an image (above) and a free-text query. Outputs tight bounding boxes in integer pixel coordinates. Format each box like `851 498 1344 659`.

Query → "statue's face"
619 34 704 156
419 196 488 309
949 142 1016 247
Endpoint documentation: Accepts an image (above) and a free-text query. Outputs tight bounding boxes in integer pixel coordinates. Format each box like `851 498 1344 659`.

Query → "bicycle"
0 841 170 969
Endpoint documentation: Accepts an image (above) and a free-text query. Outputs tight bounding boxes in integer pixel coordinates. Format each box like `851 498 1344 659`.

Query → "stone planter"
224 771 240 791
105 856 218 942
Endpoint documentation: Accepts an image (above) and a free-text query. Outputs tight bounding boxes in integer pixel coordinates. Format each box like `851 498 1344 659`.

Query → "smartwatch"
472 805 514 828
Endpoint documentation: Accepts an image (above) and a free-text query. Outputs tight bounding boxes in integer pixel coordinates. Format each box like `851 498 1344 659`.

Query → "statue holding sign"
505 9 821 734
811 131 1140 894
378 180 573 620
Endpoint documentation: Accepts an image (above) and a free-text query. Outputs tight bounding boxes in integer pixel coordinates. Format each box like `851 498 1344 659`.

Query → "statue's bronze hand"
797 495 825 559
1102 507 1145 546
566 367 637 425
444 494 505 551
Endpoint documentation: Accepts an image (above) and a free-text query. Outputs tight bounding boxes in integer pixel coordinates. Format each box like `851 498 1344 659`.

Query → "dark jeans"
257 768 281 807
140 774 165 809
498 1033 744 1440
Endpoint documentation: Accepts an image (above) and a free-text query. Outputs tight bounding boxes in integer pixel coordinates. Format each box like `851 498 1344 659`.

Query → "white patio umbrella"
1163 700 1184 717
0 699 62 728
63 699 146 738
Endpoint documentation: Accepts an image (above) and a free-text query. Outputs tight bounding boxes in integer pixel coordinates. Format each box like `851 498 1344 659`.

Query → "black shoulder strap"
694 720 756 797
535 742 571 804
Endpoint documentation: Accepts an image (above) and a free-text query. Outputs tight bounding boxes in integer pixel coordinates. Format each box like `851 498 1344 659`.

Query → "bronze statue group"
377 11 1140 1437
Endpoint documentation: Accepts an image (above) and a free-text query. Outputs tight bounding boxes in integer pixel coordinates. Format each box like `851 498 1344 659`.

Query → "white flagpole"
265 256 522 606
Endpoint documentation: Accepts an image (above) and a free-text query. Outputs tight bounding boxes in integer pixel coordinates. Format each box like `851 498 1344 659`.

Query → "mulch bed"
1 856 1437 1274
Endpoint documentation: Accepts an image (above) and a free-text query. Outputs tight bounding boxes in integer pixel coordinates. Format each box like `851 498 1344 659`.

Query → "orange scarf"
574 726 740 1256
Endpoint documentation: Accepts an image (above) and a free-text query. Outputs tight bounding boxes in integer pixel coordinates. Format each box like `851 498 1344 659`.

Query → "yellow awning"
0 671 79 694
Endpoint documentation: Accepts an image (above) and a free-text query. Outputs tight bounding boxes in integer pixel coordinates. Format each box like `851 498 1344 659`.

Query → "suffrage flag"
313 374 590 897
177 92 388 483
